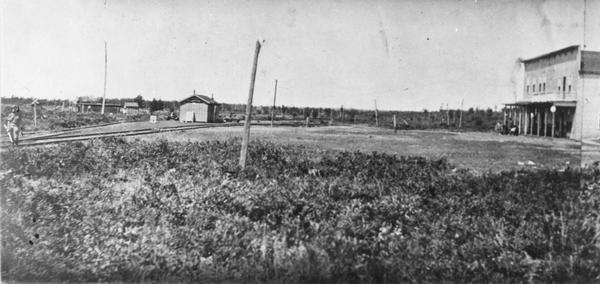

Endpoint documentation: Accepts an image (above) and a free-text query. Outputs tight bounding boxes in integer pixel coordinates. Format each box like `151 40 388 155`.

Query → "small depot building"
179 92 220 123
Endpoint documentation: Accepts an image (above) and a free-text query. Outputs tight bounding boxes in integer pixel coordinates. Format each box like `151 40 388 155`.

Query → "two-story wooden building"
505 45 600 140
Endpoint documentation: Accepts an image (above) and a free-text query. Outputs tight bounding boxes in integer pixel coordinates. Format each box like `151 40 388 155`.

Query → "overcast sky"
1 0 599 110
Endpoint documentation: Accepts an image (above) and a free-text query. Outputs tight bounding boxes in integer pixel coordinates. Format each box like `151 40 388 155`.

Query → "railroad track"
0 122 240 148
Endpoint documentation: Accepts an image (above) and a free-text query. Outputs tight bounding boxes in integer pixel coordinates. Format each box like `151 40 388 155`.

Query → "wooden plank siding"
179 94 220 123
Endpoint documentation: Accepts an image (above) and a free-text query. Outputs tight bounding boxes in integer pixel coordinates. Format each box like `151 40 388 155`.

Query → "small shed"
179 91 220 123
122 102 143 114
123 102 140 109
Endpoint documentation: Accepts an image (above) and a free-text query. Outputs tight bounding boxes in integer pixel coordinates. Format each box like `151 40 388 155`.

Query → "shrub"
1 138 598 282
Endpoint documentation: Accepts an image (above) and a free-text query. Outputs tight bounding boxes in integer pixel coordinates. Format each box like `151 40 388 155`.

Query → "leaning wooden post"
270 79 278 127
306 117 309 128
239 40 262 169
393 114 397 134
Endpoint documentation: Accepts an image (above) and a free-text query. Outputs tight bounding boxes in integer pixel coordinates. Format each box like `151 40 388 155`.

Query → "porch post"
551 109 555 138
511 107 514 124
529 110 533 135
525 108 529 136
544 109 547 137
559 110 563 137
518 107 522 135
536 107 541 136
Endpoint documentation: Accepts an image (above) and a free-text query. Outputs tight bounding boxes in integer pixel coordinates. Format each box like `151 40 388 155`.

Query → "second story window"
527 85 530 93
568 85 572 93
533 85 536 93
543 83 546 92
539 83 542 93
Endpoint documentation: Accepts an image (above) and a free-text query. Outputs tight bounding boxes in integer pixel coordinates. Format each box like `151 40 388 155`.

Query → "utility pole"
101 41 108 115
459 99 464 129
374 99 379 127
270 79 278 127
239 40 262 169
31 99 39 128
446 103 450 126
329 108 333 124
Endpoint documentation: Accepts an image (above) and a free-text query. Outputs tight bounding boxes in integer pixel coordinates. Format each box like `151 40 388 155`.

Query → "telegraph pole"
374 99 379 127
270 79 278 127
446 103 450 127
239 40 262 169
459 99 464 129
101 41 108 115
31 99 39 128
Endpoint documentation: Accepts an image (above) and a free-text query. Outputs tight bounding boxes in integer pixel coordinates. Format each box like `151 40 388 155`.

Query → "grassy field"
1 137 599 282
2 122 599 282
127 124 584 172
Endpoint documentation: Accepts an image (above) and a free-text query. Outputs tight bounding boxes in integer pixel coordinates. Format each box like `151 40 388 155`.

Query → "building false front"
505 45 600 140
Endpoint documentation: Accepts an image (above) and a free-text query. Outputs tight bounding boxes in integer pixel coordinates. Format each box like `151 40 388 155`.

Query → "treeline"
220 104 504 131
0 96 180 113
2 96 504 131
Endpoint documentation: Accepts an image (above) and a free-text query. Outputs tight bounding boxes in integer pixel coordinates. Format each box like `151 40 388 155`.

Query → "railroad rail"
0 120 326 149
0 123 240 148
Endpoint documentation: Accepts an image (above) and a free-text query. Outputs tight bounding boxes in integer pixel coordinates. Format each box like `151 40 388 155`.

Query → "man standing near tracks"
5 105 22 146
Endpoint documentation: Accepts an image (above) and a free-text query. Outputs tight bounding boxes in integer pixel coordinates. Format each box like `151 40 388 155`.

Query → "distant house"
505 45 600 139
122 102 145 114
78 101 121 114
179 91 220 122
123 102 139 109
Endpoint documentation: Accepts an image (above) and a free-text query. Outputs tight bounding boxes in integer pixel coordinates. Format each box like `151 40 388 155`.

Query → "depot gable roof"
180 94 220 105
